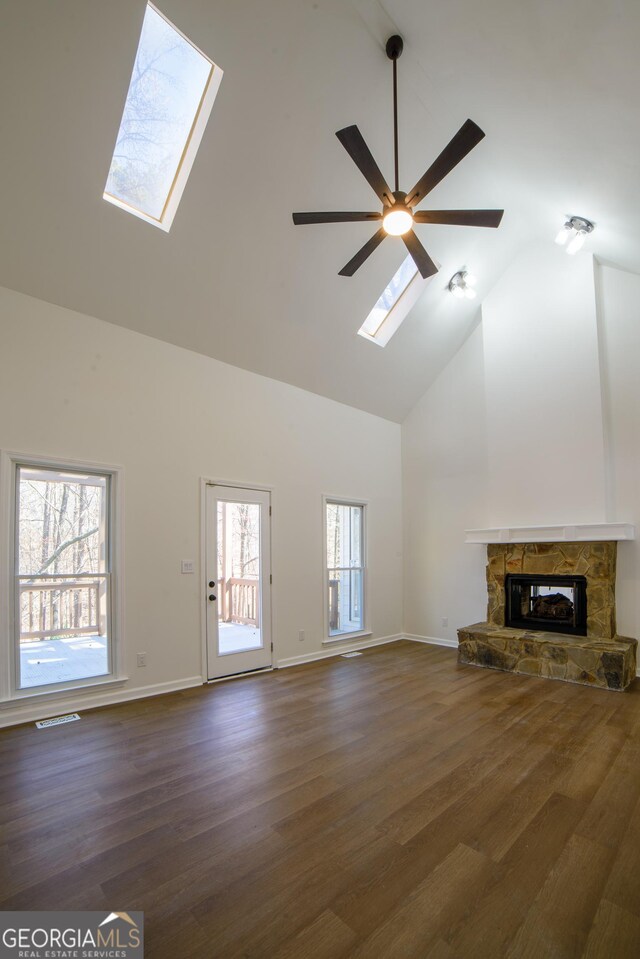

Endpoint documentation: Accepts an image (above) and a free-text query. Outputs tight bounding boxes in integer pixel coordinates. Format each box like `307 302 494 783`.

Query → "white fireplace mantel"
465 523 636 545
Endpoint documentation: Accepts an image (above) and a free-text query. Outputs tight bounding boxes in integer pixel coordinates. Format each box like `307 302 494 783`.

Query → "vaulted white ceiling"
1 0 639 421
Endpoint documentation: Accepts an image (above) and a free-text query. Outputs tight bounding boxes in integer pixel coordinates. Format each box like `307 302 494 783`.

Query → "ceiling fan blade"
338 227 387 276
336 125 394 207
405 119 486 208
292 211 382 225
402 230 438 279
414 209 504 228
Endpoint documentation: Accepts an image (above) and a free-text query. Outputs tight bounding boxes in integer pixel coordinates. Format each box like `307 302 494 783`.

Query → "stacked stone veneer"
457 542 637 691
488 542 616 638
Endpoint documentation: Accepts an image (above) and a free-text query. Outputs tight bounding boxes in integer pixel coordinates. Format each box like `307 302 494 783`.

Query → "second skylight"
358 255 420 347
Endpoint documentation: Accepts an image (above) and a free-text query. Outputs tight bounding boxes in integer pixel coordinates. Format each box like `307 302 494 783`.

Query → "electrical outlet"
441 617 449 628
137 653 147 667
181 559 194 574
298 630 305 643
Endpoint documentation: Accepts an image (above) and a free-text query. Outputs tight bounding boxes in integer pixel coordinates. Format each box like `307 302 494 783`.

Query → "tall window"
325 500 366 638
13 464 115 692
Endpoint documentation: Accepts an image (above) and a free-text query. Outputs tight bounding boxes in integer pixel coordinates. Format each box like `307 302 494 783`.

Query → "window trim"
103 2 224 232
322 495 370 644
0 451 125 705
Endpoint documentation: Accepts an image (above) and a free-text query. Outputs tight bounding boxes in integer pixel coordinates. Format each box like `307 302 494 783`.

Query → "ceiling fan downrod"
386 34 404 194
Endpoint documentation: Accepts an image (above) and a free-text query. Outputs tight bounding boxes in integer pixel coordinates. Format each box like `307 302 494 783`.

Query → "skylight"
104 3 222 230
358 255 431 347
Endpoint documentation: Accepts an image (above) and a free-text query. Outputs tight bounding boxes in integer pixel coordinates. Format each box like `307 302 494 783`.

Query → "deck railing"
19 578 103 640
219 577 259 627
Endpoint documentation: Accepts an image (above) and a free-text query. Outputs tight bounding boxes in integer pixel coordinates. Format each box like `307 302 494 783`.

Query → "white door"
206 485 272 679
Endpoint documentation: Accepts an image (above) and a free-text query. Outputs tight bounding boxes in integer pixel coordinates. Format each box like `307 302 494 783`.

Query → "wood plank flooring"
1 640 640 958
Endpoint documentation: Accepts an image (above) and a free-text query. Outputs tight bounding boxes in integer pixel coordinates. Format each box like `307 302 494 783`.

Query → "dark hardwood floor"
1 640 640 958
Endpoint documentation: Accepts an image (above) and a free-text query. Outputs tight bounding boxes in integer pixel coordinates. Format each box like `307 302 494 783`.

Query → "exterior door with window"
205 485 272 679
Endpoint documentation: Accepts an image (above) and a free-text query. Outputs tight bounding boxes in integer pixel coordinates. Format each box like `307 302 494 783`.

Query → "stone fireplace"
458 533 637 691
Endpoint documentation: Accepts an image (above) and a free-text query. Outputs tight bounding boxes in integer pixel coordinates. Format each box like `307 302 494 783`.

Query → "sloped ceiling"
1 0 639 421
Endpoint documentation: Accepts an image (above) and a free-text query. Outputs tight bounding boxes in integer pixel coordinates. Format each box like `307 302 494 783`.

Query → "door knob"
209 594 216 601
209 581 215 588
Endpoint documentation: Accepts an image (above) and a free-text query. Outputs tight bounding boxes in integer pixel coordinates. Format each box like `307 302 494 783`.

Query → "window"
6 459 120 697
104 3 223 230
325 500 366 638
358 254 436 347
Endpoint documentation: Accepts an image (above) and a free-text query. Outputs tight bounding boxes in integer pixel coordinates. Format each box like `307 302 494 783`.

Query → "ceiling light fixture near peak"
555 216 595 255
449 270 477 300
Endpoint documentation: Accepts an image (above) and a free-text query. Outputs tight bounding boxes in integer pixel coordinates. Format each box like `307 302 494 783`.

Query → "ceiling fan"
292 35 504 279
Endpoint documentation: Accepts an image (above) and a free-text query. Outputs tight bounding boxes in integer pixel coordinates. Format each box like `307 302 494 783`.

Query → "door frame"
200 478 274 682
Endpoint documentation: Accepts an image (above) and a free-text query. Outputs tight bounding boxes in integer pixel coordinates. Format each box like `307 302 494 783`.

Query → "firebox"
505 573 587 636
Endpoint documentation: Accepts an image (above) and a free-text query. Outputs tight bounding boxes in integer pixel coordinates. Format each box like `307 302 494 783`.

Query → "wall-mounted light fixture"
448 270 477 300
555 216 595 255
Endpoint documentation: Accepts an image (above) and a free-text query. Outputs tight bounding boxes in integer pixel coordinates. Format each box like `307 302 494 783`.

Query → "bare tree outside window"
19 477 103 578
104 4 213 220
217 501 260 631
16 467 111 689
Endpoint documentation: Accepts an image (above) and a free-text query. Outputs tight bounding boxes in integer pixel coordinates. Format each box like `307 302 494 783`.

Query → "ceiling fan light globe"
383 207 413 236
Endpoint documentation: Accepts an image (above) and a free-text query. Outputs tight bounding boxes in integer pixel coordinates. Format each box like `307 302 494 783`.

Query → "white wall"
597 264 640 638
482 244 607 525
403 244 640 643
402 325 488 642
0 285 402 725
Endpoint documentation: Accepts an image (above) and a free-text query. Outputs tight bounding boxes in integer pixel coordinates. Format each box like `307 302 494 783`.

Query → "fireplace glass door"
505 574 587 636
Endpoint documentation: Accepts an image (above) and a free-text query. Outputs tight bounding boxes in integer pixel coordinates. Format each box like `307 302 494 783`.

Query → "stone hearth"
458 622 636 691
457 541 637 691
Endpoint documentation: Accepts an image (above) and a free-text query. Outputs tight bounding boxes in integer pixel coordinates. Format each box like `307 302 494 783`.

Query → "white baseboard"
0 676 204 729
276 633 403 669
403 633 458 649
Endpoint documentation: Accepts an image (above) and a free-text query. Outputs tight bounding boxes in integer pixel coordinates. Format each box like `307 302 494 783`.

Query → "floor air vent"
341 651 363 658
35 713 80 729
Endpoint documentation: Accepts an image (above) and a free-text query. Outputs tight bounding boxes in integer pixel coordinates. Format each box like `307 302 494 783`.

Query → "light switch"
181 559 194 574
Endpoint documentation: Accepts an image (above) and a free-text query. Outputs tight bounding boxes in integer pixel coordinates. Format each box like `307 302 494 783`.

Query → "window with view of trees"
13 464 115 691
325 500 366 637
104 3 222 230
